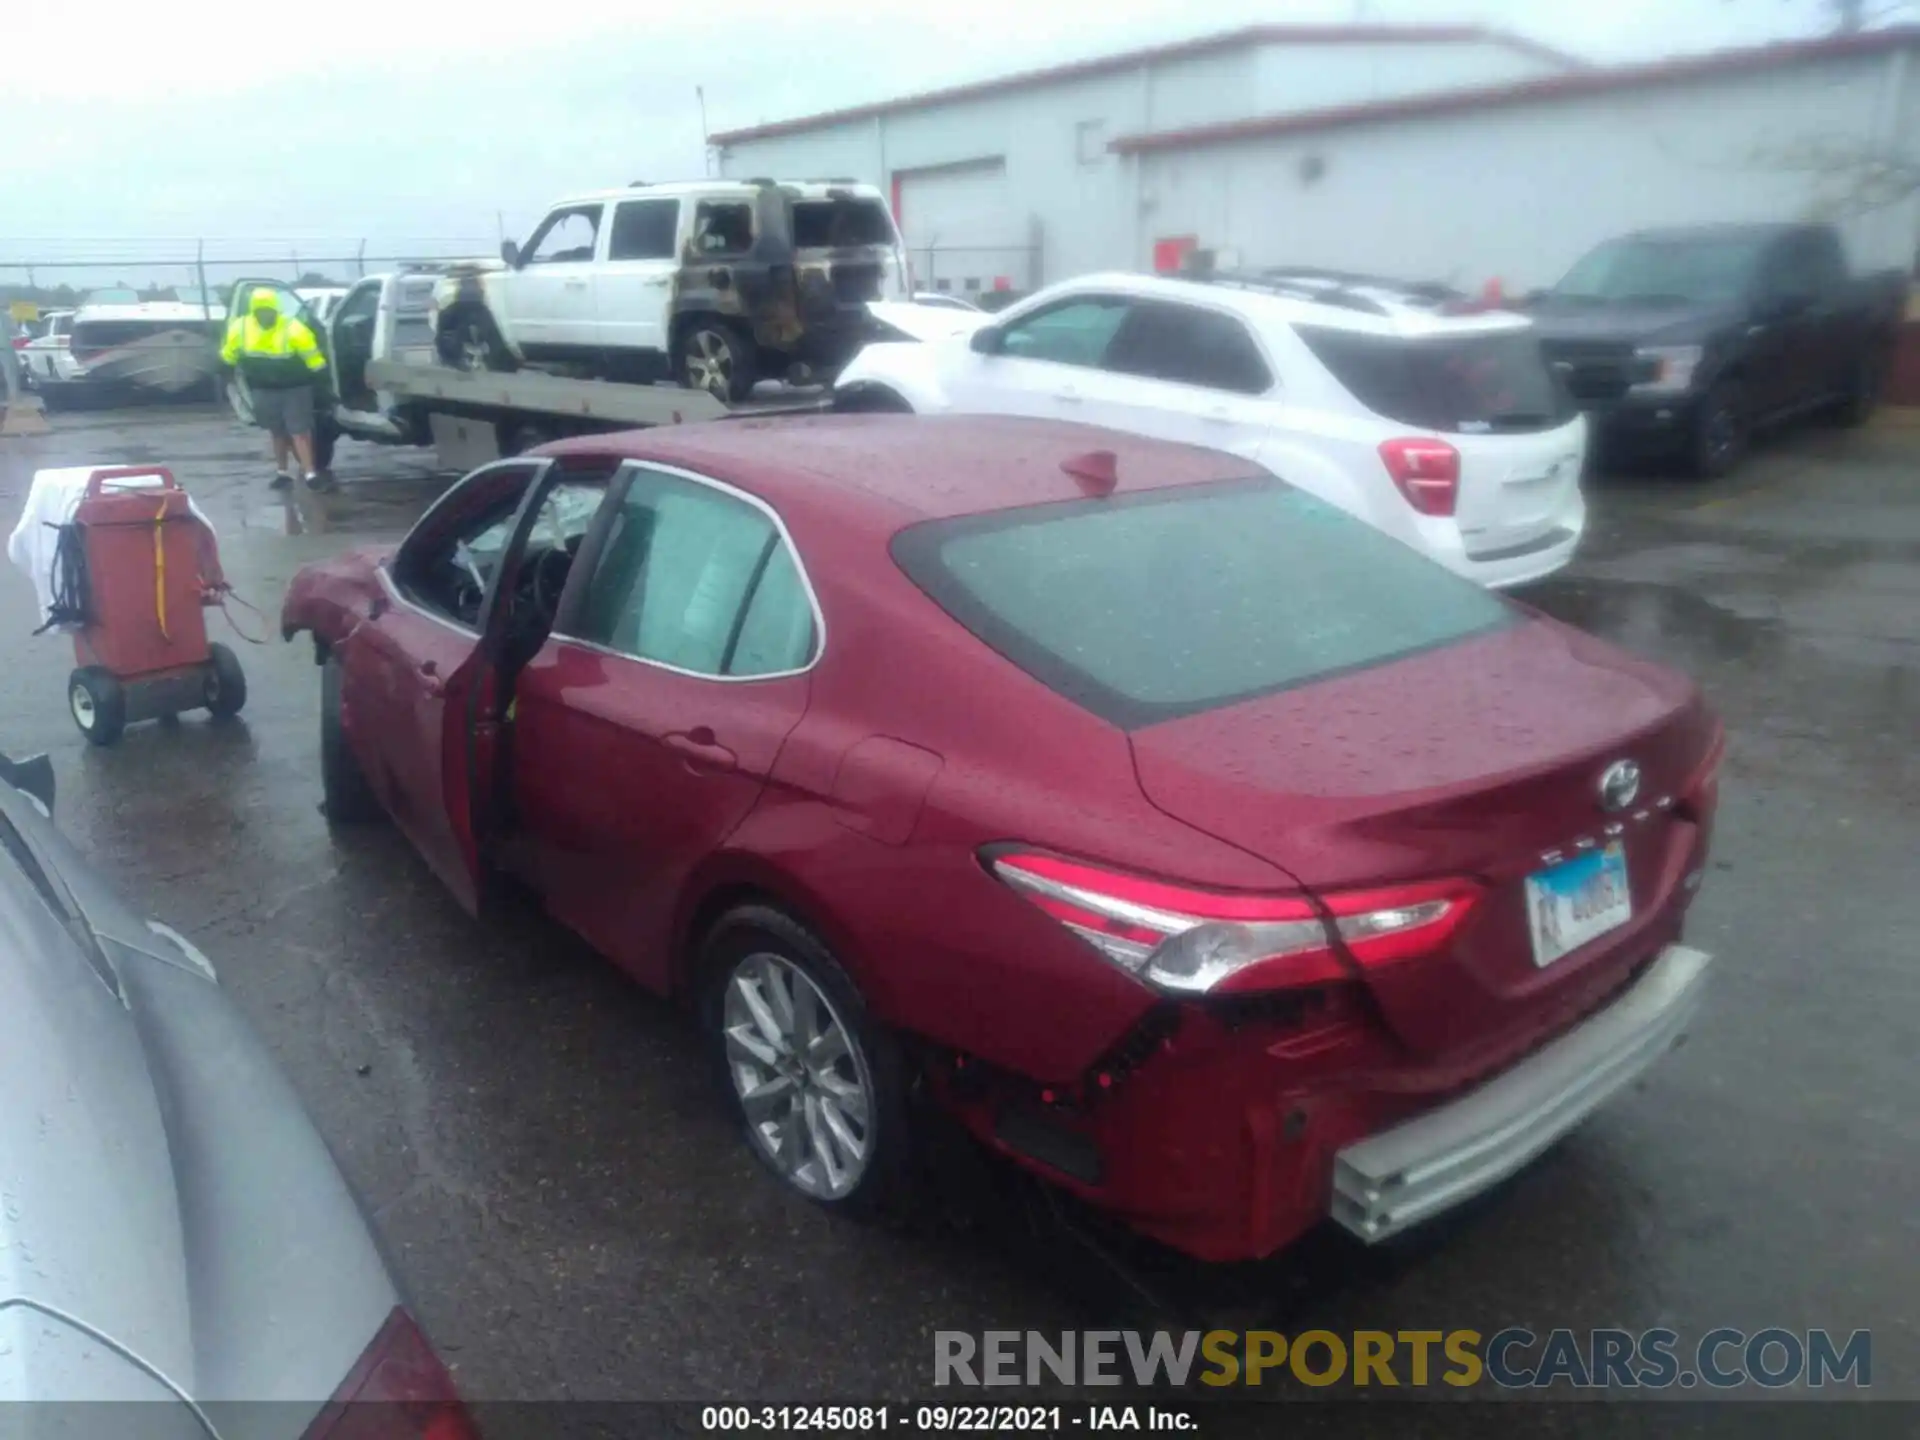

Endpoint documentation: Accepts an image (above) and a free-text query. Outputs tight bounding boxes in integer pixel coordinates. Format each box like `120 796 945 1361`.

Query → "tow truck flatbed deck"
364 358 830 468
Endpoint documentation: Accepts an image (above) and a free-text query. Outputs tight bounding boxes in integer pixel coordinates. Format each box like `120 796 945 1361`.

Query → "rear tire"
320 655 382 824
698 906 909 1214
311 416 338 474
675 319 757 403
69 668 126 747
1826 347 1884 428
1688 380 1748 480
437 307 517 374
204 642 247 718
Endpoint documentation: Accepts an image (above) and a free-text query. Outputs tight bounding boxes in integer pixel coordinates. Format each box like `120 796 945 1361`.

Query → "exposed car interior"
391 464 609 637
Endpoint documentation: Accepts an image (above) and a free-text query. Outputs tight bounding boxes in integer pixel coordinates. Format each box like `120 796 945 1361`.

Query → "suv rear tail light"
1379 437 1460 517
989 851 1478 995
302 1308 478 1440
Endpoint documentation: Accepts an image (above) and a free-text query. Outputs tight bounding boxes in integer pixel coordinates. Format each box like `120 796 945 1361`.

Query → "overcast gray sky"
0 0 1864 284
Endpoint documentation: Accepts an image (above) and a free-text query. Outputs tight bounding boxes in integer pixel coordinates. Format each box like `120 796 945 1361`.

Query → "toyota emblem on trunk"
1598 760 1642 812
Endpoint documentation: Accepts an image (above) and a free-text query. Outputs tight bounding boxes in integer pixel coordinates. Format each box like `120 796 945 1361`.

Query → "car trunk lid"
1129 617 1718 1058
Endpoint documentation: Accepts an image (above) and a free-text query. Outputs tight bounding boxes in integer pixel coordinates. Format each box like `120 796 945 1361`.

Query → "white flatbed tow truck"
224 272 828 475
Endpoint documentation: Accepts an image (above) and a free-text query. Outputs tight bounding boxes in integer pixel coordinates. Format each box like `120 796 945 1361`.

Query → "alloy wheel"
1704 404 1742 468
458 325 492 373
685 329 734 401
722 951 873 1199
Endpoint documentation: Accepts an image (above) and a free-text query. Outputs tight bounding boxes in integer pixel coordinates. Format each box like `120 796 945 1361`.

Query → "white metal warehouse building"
712 23 1920 297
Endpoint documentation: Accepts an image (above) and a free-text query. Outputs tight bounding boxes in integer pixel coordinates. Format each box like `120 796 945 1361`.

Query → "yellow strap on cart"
153 498 170 642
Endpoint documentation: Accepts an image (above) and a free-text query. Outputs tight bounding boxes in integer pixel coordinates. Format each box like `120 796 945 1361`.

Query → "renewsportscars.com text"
934 1328 1871 1391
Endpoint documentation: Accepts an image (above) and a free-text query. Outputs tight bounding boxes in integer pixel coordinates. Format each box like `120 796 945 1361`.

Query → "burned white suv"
433 179 909 401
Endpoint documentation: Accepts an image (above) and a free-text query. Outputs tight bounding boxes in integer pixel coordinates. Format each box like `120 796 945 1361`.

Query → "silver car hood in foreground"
0 777 399 1424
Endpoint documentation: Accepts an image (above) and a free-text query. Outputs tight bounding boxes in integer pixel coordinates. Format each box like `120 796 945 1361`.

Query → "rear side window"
1296 326 1572 433
791 197 897 249
571 468 816 677
1103 301 1273 395
609 199 680 261
691 201 754 258
892 476 1511 730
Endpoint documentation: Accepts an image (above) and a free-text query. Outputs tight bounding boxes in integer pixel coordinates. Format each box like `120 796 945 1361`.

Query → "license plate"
1525 842 1631 968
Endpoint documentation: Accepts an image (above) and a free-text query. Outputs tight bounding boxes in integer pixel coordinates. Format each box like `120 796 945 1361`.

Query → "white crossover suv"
433 179 909 401
833 269 1588 588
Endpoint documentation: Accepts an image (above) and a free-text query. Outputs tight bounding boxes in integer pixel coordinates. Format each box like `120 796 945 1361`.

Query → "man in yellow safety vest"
220 288 330 491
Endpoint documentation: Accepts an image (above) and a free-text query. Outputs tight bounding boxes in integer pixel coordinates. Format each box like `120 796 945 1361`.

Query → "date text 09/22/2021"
701 1406 1195 1432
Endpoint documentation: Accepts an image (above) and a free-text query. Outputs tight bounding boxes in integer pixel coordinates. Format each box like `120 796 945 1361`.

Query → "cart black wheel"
69 668 126 747
321 654 382 824
204 642 247 718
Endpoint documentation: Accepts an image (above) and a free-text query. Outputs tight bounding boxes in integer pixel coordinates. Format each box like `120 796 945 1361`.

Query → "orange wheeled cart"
64 466 246 746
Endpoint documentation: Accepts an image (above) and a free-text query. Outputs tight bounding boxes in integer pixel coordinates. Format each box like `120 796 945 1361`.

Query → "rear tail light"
989 851 1479 995
10 337 27 350
1379 437 1460 517
302 1308 478 1440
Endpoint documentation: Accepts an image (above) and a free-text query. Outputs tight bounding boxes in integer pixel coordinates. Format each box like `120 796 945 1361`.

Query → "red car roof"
537 414 1261 531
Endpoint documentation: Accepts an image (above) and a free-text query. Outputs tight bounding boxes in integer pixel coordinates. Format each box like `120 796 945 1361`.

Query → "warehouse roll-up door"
895 158 1032 295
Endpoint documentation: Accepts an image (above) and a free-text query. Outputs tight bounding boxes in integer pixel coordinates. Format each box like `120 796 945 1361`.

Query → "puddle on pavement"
1526 576 1785 671
250 473 449 538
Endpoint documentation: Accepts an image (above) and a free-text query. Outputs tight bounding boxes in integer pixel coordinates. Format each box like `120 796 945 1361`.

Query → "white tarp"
6 466 216 632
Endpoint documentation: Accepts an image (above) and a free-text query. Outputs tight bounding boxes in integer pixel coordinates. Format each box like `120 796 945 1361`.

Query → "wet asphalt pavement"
0 402 1915 1425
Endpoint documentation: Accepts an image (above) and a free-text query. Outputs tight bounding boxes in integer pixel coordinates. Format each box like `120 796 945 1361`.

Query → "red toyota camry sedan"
282 415 1721 1262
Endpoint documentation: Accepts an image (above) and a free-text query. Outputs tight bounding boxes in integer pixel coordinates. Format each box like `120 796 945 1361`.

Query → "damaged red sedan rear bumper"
936 922 1711 1264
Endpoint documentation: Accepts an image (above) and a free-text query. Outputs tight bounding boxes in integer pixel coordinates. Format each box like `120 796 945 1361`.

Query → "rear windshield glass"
791 197 896 250
892 476 1513 729
1296 326 1572 433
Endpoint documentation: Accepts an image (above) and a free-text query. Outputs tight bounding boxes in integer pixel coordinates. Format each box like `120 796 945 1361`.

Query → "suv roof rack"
1193 267 1470 318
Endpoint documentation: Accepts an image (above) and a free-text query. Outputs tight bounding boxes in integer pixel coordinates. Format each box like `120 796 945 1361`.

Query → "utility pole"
195 239 212 325
697 86 713 176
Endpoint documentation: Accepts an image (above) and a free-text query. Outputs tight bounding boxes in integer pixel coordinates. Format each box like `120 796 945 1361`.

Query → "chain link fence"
0 240 494 318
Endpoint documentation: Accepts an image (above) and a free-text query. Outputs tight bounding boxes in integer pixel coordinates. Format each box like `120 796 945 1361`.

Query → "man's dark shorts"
252 383 315 438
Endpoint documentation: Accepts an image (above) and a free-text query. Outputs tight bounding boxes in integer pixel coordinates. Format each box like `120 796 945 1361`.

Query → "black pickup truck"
1526 223 1907 477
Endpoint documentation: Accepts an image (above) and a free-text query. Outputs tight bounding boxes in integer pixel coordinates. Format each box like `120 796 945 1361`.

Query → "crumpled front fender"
280 546 393 650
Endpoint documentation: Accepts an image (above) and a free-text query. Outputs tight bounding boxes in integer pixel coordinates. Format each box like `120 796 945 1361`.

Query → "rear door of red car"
509 460 819 989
